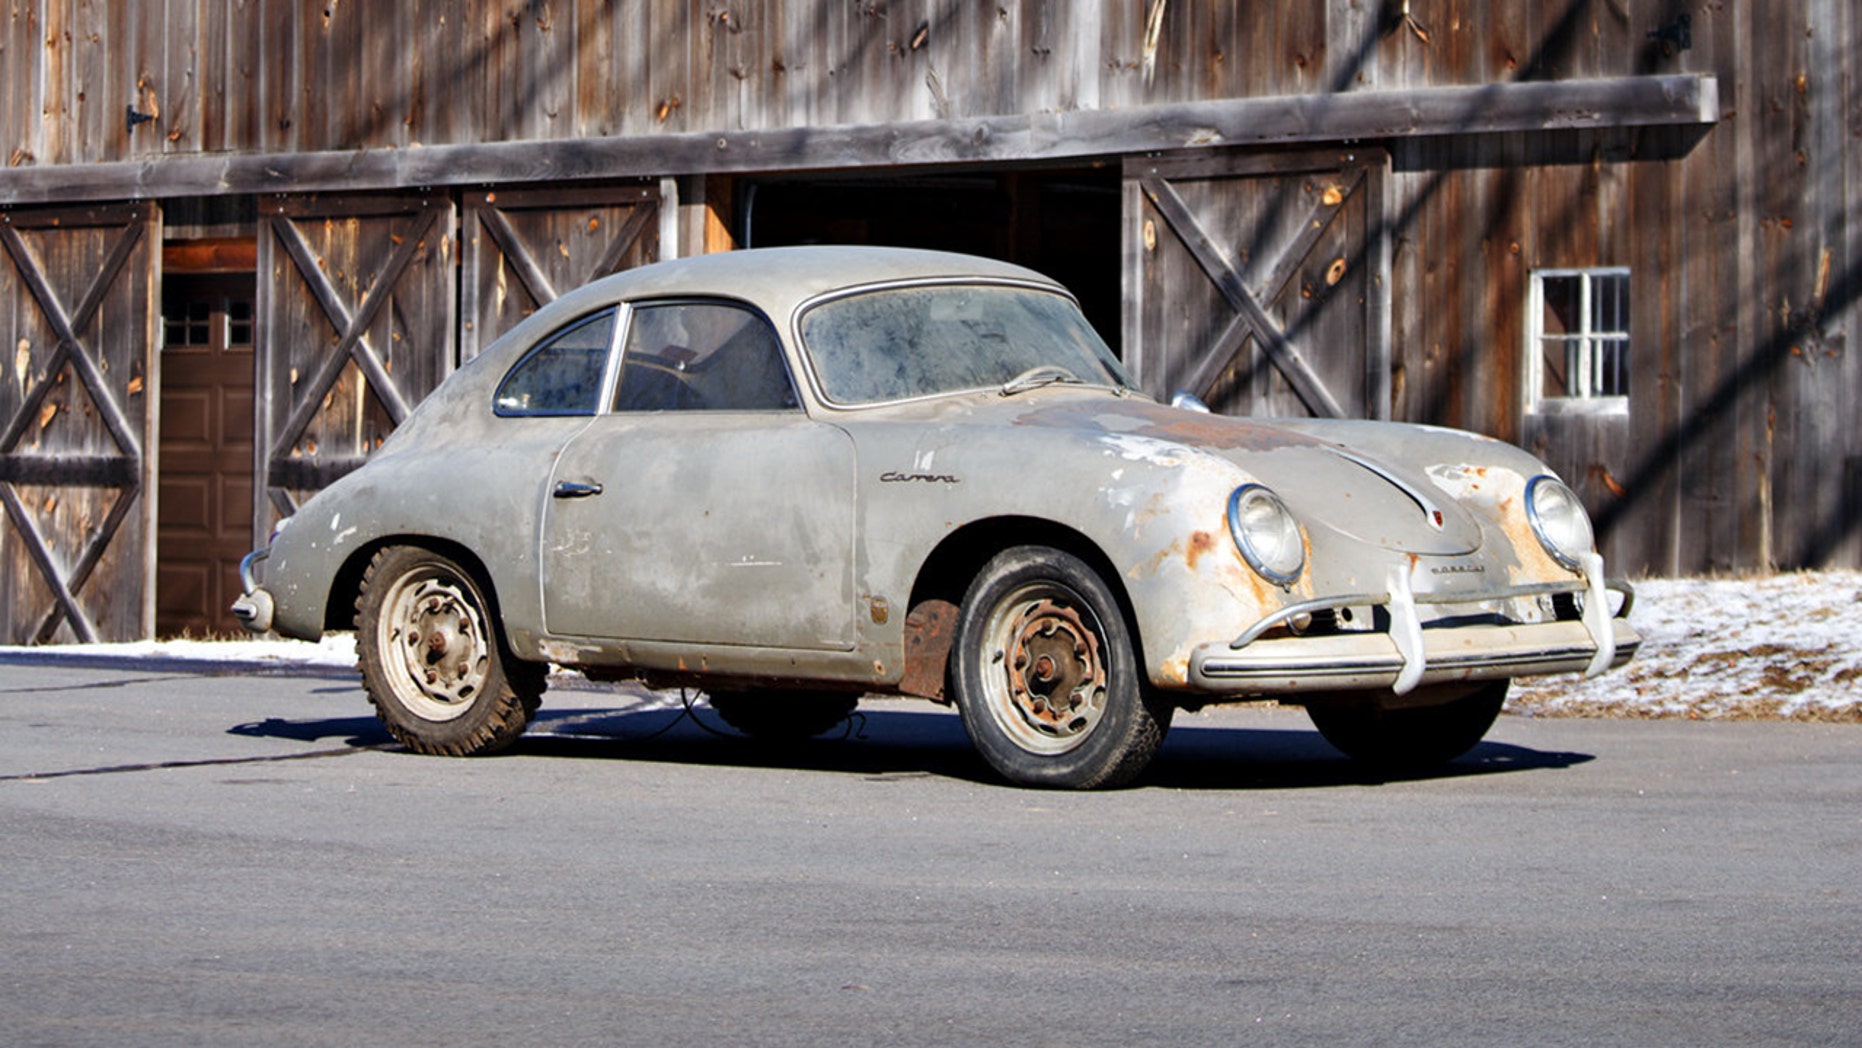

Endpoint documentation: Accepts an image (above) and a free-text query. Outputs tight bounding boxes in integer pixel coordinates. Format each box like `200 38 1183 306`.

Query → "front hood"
1232 443 1482 555
992 394 1482 555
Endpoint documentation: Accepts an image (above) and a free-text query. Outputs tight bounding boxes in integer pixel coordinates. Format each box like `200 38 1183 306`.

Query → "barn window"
1527 268 1630 413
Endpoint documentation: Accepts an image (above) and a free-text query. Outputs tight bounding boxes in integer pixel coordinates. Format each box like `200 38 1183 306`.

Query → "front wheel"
951 546 1170 789
355 545 545 756
1305 681 1507 771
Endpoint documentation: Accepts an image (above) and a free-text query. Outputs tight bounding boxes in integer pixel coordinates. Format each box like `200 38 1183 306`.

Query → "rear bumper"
230 548 275 633
1187 558 1639 696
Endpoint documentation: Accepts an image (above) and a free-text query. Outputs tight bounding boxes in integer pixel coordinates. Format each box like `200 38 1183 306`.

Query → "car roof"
549 245 1067 320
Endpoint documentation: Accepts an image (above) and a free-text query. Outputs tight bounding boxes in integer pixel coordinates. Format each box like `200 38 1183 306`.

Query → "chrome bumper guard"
1190 558 1639 696
229 548 275 633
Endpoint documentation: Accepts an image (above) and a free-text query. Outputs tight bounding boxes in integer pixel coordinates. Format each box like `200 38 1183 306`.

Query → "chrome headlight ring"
1525 475 1595 571
1226 484 1306 587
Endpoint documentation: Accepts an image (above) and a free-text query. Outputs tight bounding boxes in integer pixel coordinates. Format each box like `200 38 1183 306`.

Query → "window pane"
1539 276 1582 340
227 299 254 347
1595 336 1630 397
494 310 616 416
1592 273 1630 336
1541 337 1574 398
614 302 797 412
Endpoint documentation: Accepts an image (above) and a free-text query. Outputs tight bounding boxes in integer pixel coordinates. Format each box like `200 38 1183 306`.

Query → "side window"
613 301 799 412
1527 268 1629 414
494 310 617 417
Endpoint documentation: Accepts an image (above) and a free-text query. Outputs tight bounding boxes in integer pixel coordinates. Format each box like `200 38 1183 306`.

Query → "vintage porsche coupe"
234 246 1638 788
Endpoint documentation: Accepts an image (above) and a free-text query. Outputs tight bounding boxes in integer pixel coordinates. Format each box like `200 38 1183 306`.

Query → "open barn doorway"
156 243 257 638
739 166 1123 353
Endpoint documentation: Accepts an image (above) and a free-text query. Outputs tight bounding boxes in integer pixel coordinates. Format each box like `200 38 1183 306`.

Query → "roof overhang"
0 74 1717 206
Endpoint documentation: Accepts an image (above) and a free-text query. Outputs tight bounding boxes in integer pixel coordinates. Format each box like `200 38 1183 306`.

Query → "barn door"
255 193 456 536
459 184 661 361
1123 149 1390 419
0 204 159 643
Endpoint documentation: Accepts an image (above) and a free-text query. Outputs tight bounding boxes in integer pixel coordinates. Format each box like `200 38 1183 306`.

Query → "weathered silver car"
235 246 1638 788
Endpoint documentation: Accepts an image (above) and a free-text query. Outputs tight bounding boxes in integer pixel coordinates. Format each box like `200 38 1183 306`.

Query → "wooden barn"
0 1 1855 643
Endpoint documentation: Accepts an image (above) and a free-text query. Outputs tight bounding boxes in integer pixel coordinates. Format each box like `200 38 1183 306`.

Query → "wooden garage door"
0 204 159 643
1123 149 1391 419
255 193 456 536
156 275 255 637
459 184 661 361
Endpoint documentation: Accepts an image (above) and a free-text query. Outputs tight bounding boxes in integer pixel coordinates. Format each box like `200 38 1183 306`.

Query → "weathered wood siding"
0 2 1727 161
0 1 1856 577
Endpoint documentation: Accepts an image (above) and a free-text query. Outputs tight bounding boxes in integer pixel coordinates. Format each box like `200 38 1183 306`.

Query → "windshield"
797 283 1131 405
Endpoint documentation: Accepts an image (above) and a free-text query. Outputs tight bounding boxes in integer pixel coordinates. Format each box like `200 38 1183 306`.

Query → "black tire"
1305 681 1507 771
951 546 1171 789
707 691 859 740
355 545 545 756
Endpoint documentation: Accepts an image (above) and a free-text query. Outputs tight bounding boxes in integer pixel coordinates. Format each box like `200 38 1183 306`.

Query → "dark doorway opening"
740 166 1123 352
157 261 256 637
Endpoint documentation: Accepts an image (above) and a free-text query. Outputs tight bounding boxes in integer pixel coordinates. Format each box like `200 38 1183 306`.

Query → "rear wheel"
951 546 1170 789
1305 681 1507 771
355 545 544 756
707 691 859 740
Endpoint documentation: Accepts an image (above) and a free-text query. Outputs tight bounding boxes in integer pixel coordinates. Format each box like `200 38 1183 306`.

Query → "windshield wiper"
1000 365 1086 397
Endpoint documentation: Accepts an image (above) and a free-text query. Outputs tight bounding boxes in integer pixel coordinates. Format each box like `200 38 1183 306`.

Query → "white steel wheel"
952 546 1170 789
378 568 491 721
356 546 544 756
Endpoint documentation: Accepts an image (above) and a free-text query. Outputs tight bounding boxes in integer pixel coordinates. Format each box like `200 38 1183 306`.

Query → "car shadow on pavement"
513 705 1594 790
1146 724 1594 790
226 704 1593 790
514 703 997 783
229 715 394 747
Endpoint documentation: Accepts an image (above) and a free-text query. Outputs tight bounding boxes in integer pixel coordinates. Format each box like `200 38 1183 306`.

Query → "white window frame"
1525 267 1630 416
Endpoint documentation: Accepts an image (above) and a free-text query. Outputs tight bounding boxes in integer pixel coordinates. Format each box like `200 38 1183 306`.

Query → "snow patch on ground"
5 573 1861 722
1509 570 1862 722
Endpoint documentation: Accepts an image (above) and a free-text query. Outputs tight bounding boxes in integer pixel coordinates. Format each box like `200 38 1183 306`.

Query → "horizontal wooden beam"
267 456 368 491
0 454 138 487
0 75 1717 207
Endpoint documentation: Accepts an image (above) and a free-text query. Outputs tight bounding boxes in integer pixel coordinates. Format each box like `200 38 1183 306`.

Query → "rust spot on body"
1159 656 1190 686
1185 530 1216 570
899 599 959 700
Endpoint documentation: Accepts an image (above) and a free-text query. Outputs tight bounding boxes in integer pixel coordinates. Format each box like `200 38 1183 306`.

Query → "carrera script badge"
881 471 961 485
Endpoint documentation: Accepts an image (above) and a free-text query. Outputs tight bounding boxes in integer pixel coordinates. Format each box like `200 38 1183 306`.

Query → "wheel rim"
978 581 1110 755
377 567 492 722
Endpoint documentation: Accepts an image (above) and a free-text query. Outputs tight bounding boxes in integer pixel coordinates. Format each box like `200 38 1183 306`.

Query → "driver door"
539 299 857 650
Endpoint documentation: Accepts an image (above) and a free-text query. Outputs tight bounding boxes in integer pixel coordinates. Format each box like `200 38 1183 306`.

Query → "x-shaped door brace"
0 213 147 643
264 202 441 516
1141 166 1367 419
474 199 657 310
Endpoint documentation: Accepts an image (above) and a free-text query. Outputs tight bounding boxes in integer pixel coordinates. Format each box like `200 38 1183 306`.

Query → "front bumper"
1188 558 1640 696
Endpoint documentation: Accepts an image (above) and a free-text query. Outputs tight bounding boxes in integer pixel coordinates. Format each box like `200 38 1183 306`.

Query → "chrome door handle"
552 480 604 499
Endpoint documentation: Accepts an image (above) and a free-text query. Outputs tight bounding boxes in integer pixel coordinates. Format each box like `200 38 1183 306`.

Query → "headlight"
1227 484 1305 586
1525 475 1594 570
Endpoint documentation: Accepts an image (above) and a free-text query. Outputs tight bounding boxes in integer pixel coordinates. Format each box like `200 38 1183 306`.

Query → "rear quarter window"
494 309 617 417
